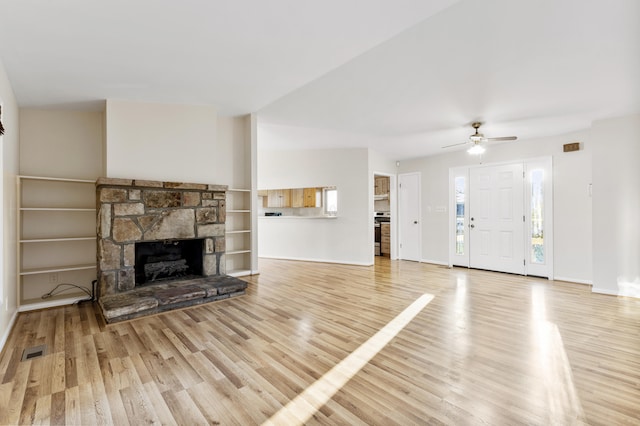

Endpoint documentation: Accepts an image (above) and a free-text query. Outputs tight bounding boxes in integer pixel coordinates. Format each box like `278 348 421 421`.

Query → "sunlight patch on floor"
262 293 435 425
531 286 586 423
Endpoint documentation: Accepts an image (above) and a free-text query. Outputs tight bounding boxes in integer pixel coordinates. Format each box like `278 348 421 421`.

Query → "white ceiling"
1 0 638 160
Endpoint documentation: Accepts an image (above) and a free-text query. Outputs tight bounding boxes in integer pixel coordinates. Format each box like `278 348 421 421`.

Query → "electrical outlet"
49 273 59 283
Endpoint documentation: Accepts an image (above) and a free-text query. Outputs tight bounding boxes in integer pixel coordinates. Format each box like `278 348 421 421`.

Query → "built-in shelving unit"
17 175 97 311
225 189 254 277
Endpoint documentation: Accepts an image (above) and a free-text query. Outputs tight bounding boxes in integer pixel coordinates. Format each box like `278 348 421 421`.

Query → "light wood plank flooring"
1 258 639 425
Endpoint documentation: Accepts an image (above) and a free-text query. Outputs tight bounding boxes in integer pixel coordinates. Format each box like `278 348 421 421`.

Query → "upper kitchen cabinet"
267 189 292 208
303 187 321 207
260 187 322 208
291 188 304 208
374 176 390 196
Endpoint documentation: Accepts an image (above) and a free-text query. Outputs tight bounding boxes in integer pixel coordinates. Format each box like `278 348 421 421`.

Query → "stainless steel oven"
374 212 390 256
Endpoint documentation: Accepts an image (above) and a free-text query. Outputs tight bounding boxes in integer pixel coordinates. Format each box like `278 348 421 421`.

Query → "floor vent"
21 344 46 361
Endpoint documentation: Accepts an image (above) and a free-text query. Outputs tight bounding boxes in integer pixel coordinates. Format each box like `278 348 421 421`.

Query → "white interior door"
469 163 524 274
398 172 421 261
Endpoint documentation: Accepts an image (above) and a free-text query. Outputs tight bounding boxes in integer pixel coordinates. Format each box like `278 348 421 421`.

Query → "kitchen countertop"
259 215 338 219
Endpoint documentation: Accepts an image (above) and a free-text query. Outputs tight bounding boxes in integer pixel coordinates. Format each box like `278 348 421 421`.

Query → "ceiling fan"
443 122 517 154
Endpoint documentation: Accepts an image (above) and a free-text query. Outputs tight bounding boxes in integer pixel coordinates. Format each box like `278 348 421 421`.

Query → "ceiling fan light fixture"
441 122 517 151
467 144 486 155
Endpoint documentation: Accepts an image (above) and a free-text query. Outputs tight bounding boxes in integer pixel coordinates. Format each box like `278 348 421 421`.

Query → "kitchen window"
324 187 338 216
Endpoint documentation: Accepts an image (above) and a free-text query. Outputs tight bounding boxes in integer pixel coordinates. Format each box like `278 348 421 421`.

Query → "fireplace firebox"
135 239 204 285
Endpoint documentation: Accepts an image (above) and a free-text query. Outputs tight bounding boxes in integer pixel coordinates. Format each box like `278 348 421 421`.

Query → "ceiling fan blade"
486 136 517 142
441 141 469 149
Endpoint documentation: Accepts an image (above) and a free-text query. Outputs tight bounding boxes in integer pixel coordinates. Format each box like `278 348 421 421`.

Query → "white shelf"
20 237 95 243
17 175 98 308
21 207 96 212
227 269 253 277
225 188 254 276
20 264 97 276
19 175 96 184
226 249 252 255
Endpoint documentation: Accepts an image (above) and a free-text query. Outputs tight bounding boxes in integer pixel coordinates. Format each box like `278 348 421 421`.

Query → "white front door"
398 172 421 262
469 163 525 274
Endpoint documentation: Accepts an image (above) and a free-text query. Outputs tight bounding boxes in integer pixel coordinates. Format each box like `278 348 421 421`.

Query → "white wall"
0 60 19 352
105 100 255 273
19 109 104 179
592 114 640 297
106 100 215 184
399 129 593 283
258 147 371 265
369 149 397 176
105 100 250 188
217 115 251 189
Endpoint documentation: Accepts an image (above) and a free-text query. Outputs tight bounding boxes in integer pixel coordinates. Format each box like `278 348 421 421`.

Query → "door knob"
470 224 475 228
413 221 418 224
471 217 474 221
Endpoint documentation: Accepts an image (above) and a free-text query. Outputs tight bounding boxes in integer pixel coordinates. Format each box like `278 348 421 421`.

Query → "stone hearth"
99 275 247 323
96 178 247 322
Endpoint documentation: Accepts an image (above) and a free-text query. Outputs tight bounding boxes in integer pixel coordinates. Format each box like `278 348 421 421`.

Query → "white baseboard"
553 276 593 286
420 259 449 266
0 309 19 355
592 287 640 299
591 287 620 296
259 255 373 267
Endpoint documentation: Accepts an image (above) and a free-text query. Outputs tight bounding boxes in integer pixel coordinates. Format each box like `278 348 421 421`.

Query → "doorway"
449 158 553 278
373 174 392 258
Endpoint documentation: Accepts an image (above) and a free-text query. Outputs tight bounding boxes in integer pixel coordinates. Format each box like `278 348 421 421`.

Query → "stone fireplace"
96 178 247 323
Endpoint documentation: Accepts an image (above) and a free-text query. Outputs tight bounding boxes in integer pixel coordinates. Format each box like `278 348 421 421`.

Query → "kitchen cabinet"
291 188 304 208
267 189 291 208
381 223 391 257
303 187 321 207
375 176 390 195
281 189 292 207
262 187 320 208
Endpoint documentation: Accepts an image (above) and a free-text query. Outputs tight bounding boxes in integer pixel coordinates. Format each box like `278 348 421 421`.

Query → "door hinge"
523 259 526 266
523 215 525 222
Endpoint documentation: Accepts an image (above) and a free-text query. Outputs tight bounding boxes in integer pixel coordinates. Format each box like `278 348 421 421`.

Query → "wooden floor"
1 258 639 425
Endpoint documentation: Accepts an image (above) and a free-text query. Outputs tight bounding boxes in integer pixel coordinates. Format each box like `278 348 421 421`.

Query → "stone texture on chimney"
96 178 228 299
